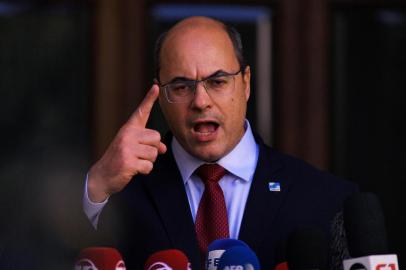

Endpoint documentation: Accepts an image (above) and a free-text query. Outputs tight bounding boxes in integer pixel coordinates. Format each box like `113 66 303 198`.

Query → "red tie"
195 163 230 260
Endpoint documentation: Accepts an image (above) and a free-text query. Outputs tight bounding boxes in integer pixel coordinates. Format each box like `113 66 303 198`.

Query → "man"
83 16 357 269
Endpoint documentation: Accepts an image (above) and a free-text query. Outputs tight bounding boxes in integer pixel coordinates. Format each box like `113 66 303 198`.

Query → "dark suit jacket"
96 135 358 270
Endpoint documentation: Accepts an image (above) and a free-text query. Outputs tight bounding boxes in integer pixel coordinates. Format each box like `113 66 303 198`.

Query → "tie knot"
196 163 226 183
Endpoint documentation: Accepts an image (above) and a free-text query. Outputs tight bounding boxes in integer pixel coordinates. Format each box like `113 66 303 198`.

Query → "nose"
190 81 212 110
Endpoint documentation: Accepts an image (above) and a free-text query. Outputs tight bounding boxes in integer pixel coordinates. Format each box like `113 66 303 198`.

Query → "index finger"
128 84 160 127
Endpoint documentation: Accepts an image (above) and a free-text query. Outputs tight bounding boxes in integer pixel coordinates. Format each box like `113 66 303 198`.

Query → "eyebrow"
163 70 232 85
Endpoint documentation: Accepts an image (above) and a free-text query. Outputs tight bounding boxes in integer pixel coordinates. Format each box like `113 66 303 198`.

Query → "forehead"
159 24 239 79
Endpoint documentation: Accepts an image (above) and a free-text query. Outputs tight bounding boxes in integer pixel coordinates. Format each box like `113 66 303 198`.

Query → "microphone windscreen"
343 192 388 257
217 245 261 270
206 238 249 269
208 238 249 251
74 247 126 270
286 228 328 270
274 261 289 270
143 249 190 270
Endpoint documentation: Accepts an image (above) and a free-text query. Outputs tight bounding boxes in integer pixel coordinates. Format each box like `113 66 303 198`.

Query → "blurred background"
0 0 404 268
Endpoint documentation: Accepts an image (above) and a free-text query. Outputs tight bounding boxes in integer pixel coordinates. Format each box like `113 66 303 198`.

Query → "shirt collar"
172 120 259 184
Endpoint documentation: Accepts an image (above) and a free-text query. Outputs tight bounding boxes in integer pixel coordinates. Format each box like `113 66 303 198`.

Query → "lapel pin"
268 182 281 192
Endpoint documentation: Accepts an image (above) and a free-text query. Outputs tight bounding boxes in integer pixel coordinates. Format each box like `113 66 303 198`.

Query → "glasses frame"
155 69 243 104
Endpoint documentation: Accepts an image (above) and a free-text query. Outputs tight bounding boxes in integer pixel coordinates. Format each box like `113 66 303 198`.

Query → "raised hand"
87 85 167 202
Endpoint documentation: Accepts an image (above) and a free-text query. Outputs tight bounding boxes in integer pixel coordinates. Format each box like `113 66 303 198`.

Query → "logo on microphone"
223 265 254 270
349 263 367 270
75 259 99 270
245 264 255 270
116 260 126 270
207 249 225 269
376 264 397 270
147 262 173 270
221 264 254 270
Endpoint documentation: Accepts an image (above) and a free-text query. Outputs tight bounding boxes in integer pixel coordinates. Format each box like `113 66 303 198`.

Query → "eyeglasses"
156 69 242 103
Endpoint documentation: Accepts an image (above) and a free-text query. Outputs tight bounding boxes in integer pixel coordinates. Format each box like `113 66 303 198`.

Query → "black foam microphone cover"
286 227 328 270
343 192 388 257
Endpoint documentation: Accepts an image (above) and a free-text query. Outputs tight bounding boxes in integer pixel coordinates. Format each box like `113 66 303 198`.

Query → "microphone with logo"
217 245 261 270
206 238 250 270
74 247 126 270
143 249 192 270
286 227 328 270
342 192 399 270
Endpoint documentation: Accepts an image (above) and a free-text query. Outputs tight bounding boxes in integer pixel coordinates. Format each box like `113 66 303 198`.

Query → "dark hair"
153 20 246 82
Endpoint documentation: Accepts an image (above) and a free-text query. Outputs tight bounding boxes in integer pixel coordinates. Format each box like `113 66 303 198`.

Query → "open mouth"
193 121 219 134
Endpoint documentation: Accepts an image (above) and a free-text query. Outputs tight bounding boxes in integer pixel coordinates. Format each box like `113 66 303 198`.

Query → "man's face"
158 21 251 162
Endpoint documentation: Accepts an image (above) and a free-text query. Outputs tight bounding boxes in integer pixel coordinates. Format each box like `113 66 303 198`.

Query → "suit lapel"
143 134 291 265
239 141 291 252
143 139 200 266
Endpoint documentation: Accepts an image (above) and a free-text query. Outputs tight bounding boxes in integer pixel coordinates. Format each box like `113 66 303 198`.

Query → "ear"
242 65 251 101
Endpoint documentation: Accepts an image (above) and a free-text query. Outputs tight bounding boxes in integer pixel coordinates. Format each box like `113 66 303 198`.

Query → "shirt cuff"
83 173 109 229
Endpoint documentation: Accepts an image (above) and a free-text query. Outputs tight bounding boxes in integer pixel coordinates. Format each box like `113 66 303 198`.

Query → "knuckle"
137 107 143 118
120 124 142 140
138 161 153 174
146 162 154 173
146 129 161 142
155 131 162 142
149 146 158 157
149 148 158 162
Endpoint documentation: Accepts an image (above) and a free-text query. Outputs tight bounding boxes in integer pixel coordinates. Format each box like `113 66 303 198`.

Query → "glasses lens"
204 75 233 92
166 81 194 103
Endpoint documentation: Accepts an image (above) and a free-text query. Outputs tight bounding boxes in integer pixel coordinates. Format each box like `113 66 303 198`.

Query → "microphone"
274 240 288 270
143 249 191 270
343 192 399 270
206 238 249 270
217 245 261 270
274 262 289 270
74 247 126 270
286 228 328 270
